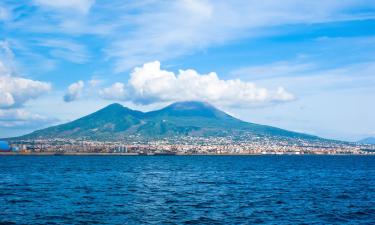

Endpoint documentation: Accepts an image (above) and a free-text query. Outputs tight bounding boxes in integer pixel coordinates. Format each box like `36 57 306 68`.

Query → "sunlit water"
1 155 375 224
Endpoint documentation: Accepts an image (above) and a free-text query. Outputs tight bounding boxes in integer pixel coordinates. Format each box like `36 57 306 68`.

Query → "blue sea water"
0 155 375 224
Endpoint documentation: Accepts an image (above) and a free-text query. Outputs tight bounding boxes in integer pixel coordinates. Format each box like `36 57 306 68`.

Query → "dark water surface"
1 155 375 224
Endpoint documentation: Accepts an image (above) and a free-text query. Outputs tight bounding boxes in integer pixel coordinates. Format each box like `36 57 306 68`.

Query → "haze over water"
1 155 374 224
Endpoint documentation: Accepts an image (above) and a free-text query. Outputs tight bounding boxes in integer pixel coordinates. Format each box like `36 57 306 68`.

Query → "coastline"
0 152 373 156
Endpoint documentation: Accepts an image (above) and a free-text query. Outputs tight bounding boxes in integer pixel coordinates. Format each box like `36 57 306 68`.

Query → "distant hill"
14 101 322 141
358 137 375 145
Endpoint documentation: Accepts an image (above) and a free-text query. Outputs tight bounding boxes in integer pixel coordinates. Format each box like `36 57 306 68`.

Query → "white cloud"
0 41 15 73
0 60 10 76
63 80 85 102
0 92 14 107
99 82 125 100
0 5 10 21
0 75 51 108
3 1 375 71
0 108 55 128
0 41 51 108
36 39 90 63
33 0 95 14
100 61 295 107
231 61 316 80
243 60 375 94
60 79 102 103
108 0 375 71
89 79 101 87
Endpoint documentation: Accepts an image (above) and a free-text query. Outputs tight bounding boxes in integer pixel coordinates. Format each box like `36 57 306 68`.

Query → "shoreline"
0 152 373 156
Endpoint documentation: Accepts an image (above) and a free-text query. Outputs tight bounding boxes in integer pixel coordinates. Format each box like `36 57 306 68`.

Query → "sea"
1 155 375 224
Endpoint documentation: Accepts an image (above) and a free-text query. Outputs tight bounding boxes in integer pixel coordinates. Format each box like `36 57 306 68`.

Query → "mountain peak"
104 103 124 109
149 101 229 119
97 103 144 118
166 101 214 110
95 103 127 114
14 101 319 141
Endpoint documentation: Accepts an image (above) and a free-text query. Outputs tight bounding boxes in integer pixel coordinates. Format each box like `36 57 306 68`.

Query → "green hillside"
15 101 320 141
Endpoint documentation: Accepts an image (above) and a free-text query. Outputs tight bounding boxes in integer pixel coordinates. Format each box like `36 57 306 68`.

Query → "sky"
0 0 375 141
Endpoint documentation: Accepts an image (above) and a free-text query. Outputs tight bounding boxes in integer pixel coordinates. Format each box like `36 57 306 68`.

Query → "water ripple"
0 155 374 224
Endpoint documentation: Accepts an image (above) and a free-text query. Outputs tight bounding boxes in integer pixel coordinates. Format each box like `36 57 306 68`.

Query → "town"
2 134 375 155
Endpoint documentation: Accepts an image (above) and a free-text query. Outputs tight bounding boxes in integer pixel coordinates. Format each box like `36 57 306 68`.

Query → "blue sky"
0 0 375 141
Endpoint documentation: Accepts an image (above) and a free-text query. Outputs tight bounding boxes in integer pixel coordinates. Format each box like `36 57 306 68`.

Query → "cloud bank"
0 42 51 108
108 0 375 71
3 1 375 71
100 61 295 107
0 41 52 130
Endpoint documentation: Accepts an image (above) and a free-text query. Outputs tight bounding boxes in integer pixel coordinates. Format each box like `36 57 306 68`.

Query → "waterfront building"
0 141 11 152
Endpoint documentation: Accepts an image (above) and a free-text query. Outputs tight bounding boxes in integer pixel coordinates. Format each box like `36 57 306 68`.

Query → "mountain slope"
359 137 375 145
16 101 320 141
22 103 144 139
